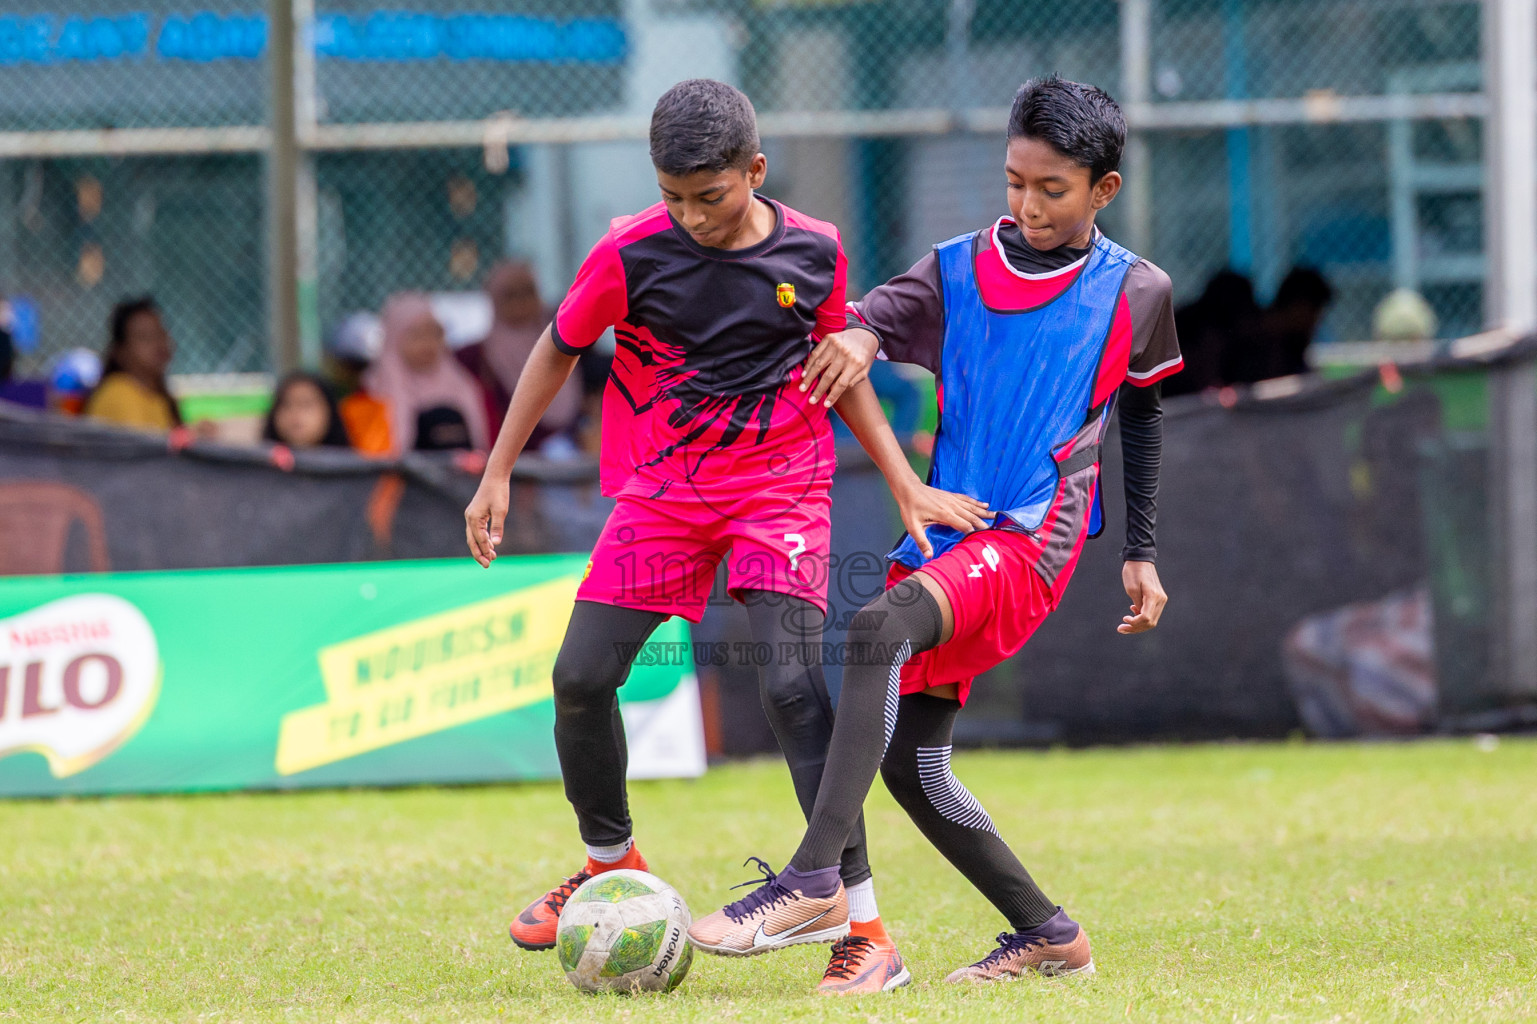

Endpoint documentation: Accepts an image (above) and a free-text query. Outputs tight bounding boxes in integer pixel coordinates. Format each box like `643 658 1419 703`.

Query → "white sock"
585 838 633 864
846 879 879 922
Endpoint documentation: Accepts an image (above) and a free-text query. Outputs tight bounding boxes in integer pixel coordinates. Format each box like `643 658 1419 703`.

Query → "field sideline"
2 740 1533 1023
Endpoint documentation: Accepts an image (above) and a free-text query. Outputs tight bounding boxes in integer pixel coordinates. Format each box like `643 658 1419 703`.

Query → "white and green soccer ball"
556 869 693 994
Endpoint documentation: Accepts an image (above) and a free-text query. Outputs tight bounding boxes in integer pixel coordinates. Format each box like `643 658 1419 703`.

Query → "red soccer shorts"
577 488 832 622
886 529 1061 706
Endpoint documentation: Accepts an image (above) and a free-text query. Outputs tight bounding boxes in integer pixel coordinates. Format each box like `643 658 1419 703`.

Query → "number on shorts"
784 532 807 572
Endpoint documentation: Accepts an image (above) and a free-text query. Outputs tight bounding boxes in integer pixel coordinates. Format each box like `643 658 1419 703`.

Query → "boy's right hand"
801 327 879 407
895 481 993 560
464 478 510 568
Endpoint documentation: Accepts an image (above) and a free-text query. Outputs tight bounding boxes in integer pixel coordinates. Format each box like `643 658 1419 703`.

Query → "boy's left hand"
1119 560 1167 634
801 328 879 407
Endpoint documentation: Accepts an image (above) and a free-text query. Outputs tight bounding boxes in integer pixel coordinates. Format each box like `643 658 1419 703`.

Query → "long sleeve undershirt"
1116 381 1162 562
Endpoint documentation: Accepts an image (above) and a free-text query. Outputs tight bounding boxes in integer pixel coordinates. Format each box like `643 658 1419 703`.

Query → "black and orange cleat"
818 919 911 995
508 845 649 950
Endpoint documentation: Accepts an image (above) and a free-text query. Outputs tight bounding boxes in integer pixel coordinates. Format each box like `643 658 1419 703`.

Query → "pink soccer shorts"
577 488 832 622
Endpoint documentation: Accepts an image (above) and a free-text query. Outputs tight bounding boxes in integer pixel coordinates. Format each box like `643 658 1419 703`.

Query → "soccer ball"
556 869 693 993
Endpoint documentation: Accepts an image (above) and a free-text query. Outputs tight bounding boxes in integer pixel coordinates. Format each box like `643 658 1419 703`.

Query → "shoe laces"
976 930 1044 967
542 869 591 915
722 856 794 924
822 935 874 981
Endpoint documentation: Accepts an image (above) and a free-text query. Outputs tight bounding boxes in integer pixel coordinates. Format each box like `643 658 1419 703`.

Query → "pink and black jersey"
553 196 846 502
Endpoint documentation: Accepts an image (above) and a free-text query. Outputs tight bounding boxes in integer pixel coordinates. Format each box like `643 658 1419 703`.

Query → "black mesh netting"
3 341 1534 748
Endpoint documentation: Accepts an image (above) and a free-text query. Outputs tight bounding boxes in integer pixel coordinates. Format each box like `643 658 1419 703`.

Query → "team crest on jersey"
776 282 795 308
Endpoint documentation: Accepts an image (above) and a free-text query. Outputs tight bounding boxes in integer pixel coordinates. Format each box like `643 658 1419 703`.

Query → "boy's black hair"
649 79 760 177
1007 74 1126 183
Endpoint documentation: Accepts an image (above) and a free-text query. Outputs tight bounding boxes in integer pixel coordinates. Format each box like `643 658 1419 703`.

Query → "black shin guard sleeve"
880 692 1058 930
789 578 943 872
742 593 872 887
551 600 667 846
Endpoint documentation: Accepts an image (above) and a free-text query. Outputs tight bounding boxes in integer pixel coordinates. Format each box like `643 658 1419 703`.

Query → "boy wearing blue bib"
691 76 1183 991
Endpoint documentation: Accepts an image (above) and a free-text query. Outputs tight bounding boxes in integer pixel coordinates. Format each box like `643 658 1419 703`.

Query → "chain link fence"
0 0 1492 377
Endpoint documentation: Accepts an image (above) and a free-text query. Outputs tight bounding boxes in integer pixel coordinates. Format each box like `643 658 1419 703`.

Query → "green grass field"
3 739 1534 1023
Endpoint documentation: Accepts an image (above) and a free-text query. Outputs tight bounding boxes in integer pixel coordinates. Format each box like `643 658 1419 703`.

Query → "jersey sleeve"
810 235 848 342
845 252 945 373
552 229 628 355
1124 260 1183 386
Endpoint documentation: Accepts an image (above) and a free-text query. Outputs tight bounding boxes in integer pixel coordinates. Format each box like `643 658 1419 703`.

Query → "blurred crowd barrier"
0 0 1489 380
6 335 1536 747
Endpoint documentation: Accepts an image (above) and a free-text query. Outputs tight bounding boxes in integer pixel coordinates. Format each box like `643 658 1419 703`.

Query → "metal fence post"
294 0 321 368
266 0 301 375
1483 0 1537 705
945 0 976 114
1120 0 1153 255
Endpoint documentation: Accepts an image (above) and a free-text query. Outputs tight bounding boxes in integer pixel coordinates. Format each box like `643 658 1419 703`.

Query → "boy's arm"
465 227 626 566
465 327 580 567
833 378 991 560
1117 382 1167 633
802 252 945 405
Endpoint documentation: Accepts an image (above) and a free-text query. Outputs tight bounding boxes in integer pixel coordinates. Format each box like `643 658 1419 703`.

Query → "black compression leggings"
550 594 872 886
880 692 1057 930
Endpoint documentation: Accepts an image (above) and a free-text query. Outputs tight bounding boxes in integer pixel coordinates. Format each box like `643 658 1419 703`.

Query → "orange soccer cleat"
817 920 911 995
507 844 649 950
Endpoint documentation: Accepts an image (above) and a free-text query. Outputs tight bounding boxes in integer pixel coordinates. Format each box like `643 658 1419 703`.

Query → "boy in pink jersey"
464 79 986 994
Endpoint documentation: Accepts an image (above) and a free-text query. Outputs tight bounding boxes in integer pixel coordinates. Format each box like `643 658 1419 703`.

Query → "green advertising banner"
0 556 703 797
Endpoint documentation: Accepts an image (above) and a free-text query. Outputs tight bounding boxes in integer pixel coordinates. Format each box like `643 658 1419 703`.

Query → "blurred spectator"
325 312 381 396
0 299 46 410
1372 288 1438 343
84 297 184 431
364 293 488 454
1224 266 1334 384
457 260 581 451
262 372 352 449
1165 269 1259 396
326 312 392 455
47 348 102 415
1267 266 1335 376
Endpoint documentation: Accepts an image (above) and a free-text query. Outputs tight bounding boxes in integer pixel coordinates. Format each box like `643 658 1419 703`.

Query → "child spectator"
84 297 184 431
364 293 488 454
262 372 352 449
324 312 392 456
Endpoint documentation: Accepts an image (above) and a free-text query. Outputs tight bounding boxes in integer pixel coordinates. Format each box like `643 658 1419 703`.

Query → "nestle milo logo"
0 594 161 777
